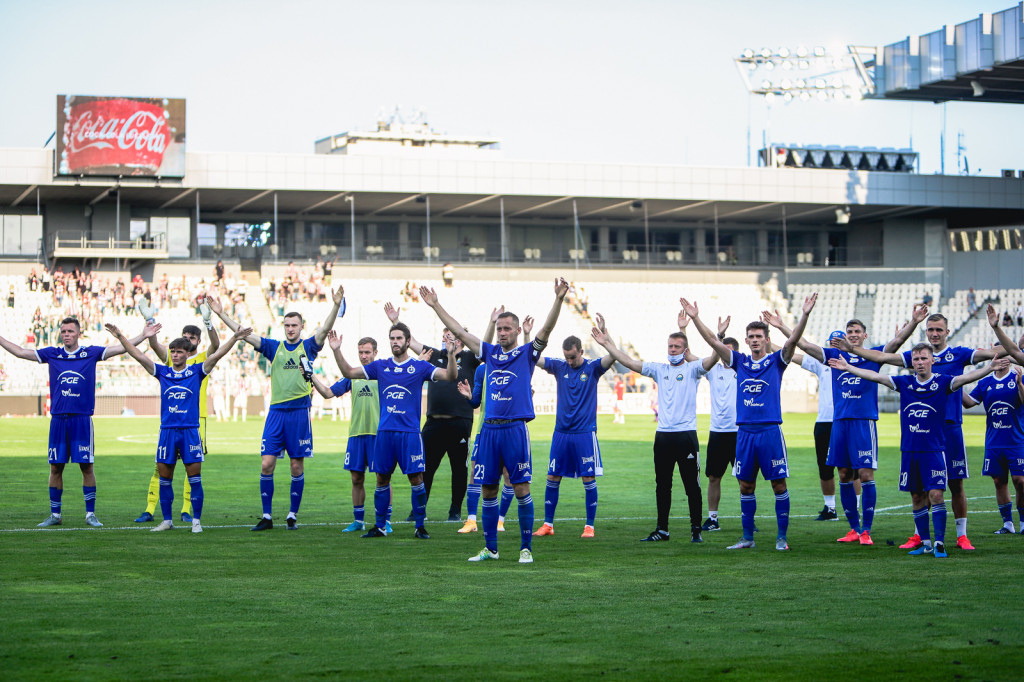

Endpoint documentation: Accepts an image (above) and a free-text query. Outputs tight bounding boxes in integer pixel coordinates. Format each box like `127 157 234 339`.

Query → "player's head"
357 337 377 366
58 316 81 348
745 321 769 354
389 323 411 357
168 337 193 368
667 332 688 358
924 313 949 348
722 337 739 352
442 326 465 352
910 342 933 376
845 319 867 347
562 335 584 368
283 312 304 342
495 312 521 351
181 324 202 351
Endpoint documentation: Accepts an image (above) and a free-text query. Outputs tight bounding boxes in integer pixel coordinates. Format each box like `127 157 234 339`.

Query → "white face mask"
668 353 685 366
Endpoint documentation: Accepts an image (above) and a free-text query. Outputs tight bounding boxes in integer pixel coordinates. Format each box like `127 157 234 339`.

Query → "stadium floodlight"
735 44 875 102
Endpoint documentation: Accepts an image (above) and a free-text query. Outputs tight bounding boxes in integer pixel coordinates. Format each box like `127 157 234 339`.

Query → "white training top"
642 359 709 432
800 353 834 423
704 362 738 432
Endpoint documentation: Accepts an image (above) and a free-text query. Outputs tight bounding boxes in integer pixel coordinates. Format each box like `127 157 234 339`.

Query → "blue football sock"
465 484 481 519
83 486 96 514
289 474 304 515
482 496 499 552
411 482 427 528
913 506 931 542
1018 506 1024 525
260 475 274 517
353 505 365 523
499 485 514 519
932 502 948 544
158 477 173 521
374 486 389 529
839 481 861 532
860 480 876 532
544 480 560 525
584 480 598 527
518 494 534 550
998 502 1012 524
774 490 790 539
740 494 756 540
49 486 62 516
188 476 203 520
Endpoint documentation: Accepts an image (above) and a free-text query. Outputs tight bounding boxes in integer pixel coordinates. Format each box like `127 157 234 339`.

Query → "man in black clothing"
385 302 498 521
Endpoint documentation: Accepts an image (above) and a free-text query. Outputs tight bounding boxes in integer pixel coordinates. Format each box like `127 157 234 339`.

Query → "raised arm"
148 333 169 364
951 358 1000 391
482 306 503 345
675 311 701 363
309 372 335 399
0 334 39 361
986 304 1024 364
207 294 261 349
419 287 482 356
883 303 929 353
102 328 149 359
327 330 365 379
202 327 252 374
831 336 903 367
591 314 642 373
522 315 533 345
781 293 817 364
439 345 458 382
761 309 824 362
679 298 731 366
105 323 158 375
384 301 425 354
314 285 345 347
827 355 894 389
200 297 221 354
535 278 570 345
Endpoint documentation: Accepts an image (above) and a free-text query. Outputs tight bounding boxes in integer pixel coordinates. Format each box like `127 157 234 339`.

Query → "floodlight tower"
734 45 875 165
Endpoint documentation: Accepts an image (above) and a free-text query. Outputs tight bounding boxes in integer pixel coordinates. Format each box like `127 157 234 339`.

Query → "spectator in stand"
922 292 933 307
442 262 454 288
613 375 626 424
966 288 978 318
323 258 333 284
215 260 225 282
1016 301 1023 327
1003 311 1014 327
7 286 14 308
285 261 297 281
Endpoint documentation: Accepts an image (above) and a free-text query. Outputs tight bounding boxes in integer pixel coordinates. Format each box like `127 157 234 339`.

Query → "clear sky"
1 0 1021 176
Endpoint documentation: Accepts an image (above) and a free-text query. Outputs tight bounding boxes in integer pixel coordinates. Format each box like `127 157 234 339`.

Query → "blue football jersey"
891 373 955 451
363 357 436 432
543 357 608 433
969 373 1024 449
902 345 975 425
36 345 106 415
823 345 883 420
479 341 541 421
730 349 788 425
155 363 207 429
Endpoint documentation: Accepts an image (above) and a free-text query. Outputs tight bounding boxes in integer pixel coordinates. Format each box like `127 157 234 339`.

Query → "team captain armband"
532 338 548 351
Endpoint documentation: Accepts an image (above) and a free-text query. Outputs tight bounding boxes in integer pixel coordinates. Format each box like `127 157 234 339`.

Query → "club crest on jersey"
675 374 684 381
1010 380 1017 389
407 366 415 374
580 374 588 381
79 351 87 358
930 383 938 391
944 353 954 362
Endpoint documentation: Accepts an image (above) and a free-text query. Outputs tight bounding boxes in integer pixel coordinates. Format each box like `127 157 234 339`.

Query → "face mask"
668 353 685 366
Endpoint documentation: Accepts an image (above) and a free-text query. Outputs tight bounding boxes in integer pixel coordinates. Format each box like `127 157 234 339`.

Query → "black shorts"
705 430 737 479
814 421 834 481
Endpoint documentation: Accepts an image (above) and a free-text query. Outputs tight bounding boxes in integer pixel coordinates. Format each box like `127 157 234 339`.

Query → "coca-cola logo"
57 95 186 177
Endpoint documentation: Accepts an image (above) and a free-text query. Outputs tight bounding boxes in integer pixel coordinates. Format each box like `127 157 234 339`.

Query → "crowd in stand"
266 258 334 313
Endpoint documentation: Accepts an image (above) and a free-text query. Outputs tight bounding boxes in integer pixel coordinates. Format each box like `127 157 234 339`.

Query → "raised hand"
554 278 569 299
457 379 472 399
762 309 783 328
679 298 698 318
987 303 999 328
332 285 345 304
830 335 853 352
802 292 818 315
992 356 1012 372
206 295 223 314
143 322 162 339
912 302 929 323
384 302 399 323
827 356 851 371
327 329 342 350
591 326 610 346
104 323 123 339
718 315 731 336
418 347 434 362
594 312 607 334
232 327 253 342
522 315 535 337
677 310 690 330
490 305 505 323
419 286 438 307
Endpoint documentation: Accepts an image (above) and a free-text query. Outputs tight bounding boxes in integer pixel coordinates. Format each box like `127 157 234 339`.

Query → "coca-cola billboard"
56 95 186 177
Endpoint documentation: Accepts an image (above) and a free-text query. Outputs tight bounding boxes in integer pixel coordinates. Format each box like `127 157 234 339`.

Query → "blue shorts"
826 419 878 470
467 436 480 468
548 430 603 478
345 434 374 472
261 408 313 459
473 421 532 485
734 424 789 481
48 414 94 464
157 427 205 465
371 431 425 475
943 423 969 479
899 450 947 492
982 448 1024 478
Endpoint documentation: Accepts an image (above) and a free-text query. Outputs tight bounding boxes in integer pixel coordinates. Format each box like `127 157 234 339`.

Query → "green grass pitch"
1 413 1022 681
